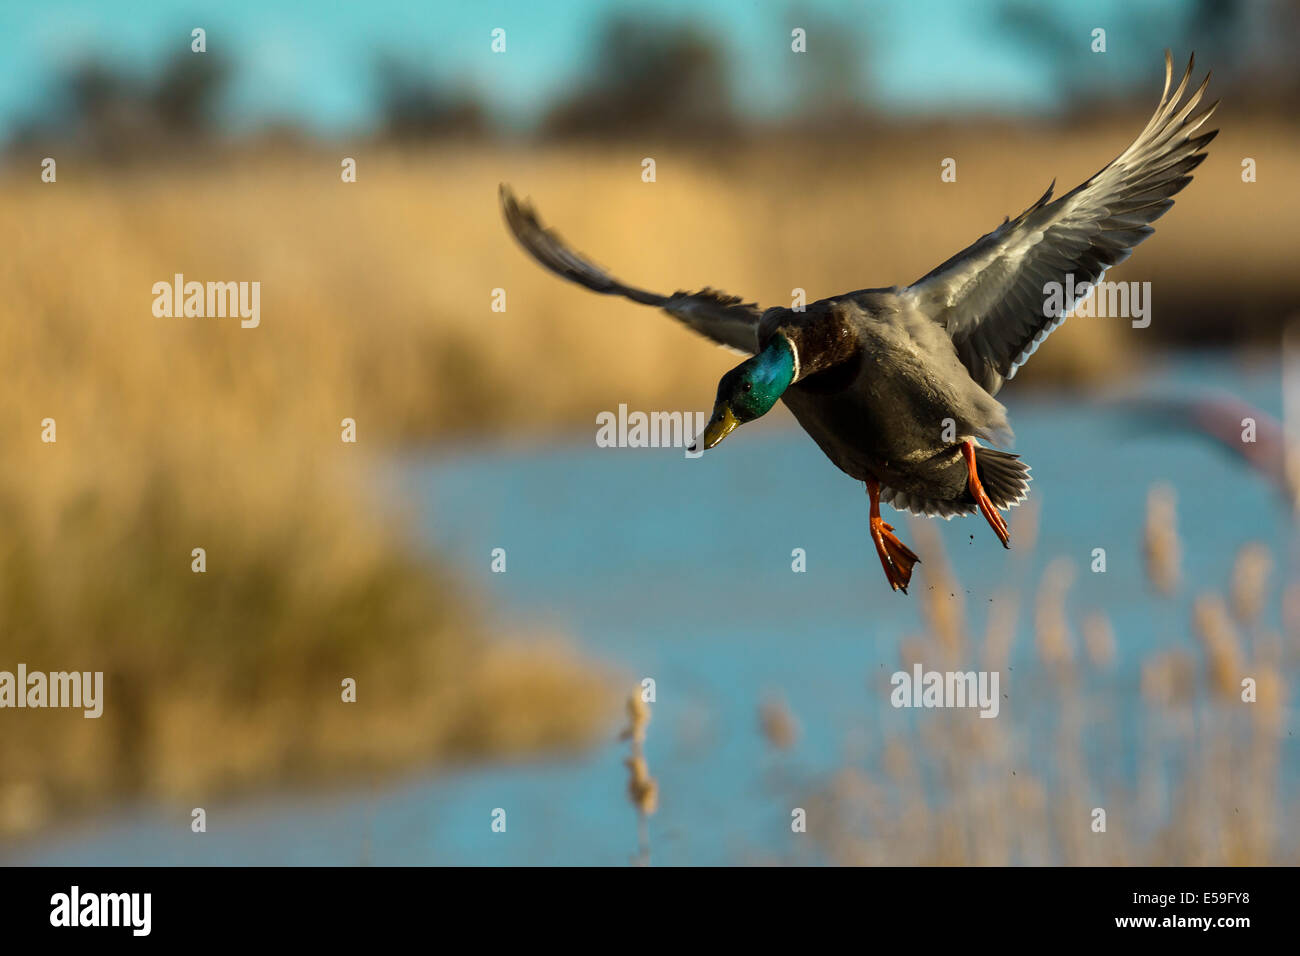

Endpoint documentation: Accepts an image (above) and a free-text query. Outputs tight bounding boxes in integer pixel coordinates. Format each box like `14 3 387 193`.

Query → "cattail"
1143 484 1181 595
1247 665 1288 732
759 693 800 750
624 754 659 815
1035 558 1075 672
1193 595 1244 700
1140 650 1195 706
620 690 650 744
982 593 1018 673
912 519 963 655
1229 542 1272 626
1016 496 1041 555
621 689 657 863
1081 610 1116 670
882 738 915 784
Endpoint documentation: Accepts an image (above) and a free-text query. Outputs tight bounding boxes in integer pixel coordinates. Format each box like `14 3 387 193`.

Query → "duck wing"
900 52 1218 395
500 185 762 354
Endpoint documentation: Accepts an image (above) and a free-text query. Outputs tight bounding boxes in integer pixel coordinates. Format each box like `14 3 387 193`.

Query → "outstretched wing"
500 185 763 354
902 52 1218 395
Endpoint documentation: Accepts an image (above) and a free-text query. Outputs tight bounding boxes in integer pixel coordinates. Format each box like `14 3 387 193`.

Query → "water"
10 353 1296 865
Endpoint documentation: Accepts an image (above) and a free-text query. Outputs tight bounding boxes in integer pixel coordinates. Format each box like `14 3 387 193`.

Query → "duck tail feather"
975 447 1032 510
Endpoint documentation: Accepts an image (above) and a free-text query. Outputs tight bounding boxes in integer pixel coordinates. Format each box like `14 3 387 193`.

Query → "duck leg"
961 440 1010 548
866 478 919 593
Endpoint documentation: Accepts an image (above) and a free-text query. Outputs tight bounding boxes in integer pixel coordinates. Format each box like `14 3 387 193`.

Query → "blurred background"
1 0 1297 864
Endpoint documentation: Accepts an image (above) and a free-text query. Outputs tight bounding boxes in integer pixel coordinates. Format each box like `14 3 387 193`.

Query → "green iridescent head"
701 335 797 450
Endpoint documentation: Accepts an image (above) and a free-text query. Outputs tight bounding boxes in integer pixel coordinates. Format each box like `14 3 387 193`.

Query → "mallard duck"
501 53 1216 593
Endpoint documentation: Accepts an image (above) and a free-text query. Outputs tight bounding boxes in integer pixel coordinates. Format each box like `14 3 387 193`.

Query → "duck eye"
743 381 752 393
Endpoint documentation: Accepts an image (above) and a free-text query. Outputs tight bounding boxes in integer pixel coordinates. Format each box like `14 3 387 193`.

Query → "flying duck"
501 52 1217 593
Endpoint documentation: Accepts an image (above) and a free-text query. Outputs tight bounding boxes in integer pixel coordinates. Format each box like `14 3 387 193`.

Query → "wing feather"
902 52 1218 394
500 185 762 354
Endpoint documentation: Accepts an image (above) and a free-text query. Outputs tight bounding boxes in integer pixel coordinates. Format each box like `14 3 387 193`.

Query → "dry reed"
797 484 1293 865
620 690 657 864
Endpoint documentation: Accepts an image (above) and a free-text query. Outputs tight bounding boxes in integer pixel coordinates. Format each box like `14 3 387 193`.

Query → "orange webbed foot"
962 441 1010 549
870 514 920 593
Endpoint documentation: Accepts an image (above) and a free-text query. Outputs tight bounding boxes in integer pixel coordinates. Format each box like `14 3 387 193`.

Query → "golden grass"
4 114 1294 443
799 489 1294 865
0 149 639 840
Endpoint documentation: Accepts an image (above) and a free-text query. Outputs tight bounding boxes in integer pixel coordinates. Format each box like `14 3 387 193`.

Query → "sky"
0 0 1214 138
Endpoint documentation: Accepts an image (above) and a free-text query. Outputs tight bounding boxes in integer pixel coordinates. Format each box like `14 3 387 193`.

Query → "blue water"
9 353 1297 865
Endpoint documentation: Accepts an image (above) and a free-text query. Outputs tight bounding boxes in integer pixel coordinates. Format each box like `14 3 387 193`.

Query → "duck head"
701 334 796 450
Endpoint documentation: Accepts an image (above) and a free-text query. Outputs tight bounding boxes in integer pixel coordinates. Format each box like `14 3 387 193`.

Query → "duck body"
763 293 1022 517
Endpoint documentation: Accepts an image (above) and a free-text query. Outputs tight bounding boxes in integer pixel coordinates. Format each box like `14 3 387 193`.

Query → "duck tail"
974 447 1032 510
